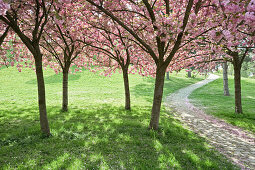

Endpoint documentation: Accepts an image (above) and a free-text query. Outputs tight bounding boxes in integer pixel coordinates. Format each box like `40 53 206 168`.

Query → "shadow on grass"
0 104 237 169
191 78 255 133
25 73 81 84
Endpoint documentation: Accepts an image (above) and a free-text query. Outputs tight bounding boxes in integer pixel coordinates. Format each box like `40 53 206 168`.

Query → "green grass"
190 76 255 134
0 67 237 169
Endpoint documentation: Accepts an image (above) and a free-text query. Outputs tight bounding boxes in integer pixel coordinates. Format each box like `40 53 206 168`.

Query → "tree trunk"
122 68 131 110
166 71 170 80
188 71 192 78
149 69 165 130
233 64 242 113
62 68 69 112
109 58 112 67
35 56 50 136
222 62 230 96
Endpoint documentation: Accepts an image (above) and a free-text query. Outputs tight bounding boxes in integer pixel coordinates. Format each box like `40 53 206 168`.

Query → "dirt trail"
165 74 255 169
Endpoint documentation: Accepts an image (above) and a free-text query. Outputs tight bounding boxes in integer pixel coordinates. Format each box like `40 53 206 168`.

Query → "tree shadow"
25 73 81 84
0 104 237 169
191 78 255 133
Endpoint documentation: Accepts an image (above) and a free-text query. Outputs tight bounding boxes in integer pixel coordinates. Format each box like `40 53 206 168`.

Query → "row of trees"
0 0 254 136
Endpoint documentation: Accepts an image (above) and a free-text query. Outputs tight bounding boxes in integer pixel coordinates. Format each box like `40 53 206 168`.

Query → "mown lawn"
190 76 255 134
0 67 237 169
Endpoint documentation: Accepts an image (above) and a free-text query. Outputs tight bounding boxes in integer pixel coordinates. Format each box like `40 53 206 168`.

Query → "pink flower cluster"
0 0 10 16
58 0 71 3
245 0 255 23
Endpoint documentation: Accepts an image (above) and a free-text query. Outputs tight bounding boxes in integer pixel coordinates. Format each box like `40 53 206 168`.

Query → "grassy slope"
190 76 255 134
0 67 237 169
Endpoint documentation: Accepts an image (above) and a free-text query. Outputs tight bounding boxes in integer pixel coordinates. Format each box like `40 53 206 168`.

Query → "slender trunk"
188 71 191 78
122 67 131 110
0 27 9 46
233 64 242 113
222 62 230 96
149 69 165 130
215 65 218 72
109 58 112 67
62 68 69 112
34 55 50 136
166 71 170 80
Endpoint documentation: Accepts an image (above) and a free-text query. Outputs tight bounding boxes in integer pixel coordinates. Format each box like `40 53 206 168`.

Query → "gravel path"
165 74 255 169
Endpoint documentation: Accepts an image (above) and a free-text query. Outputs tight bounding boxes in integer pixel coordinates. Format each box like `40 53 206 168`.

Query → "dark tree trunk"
122 67 131 110
62 68 69 112
222 62 230 96
34 55 50 136
233 64 243 113
166 71 170 80
149 69 166 130
187 71 192 78
0 26 9 46
109 58 112 67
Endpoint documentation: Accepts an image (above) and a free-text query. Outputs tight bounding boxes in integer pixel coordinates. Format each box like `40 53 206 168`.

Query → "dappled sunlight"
154 139 163 152
246 96 255 100
0 68 237 169
158 152 181 169
0 104 237 169
89 153 104 163
183 149 201 164
68 158 84 169
43 153 70 169
117 133 132 143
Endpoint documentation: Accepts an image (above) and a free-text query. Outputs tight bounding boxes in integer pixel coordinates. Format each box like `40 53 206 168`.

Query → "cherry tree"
41 1 87 112
222 61 230 96
84 0 218 130
81 15 145 110
214 0 255 114
190 0 255 113
0 0 58 136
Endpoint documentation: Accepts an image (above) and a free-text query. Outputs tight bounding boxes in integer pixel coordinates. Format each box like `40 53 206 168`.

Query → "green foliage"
241 60 255 78
0 67 237 169
190 77 255 133
227 54 255 78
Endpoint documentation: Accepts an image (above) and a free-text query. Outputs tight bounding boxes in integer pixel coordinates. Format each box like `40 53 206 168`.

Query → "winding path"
165 74 255 169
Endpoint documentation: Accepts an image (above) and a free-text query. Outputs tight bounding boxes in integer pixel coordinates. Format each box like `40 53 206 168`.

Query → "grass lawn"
190 76 255 134
0 67 237 169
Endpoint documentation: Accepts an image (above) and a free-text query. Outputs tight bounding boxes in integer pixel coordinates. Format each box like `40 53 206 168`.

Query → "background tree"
41 1 87 112
81 15 146 110
222 61 230 96
204 0 255 113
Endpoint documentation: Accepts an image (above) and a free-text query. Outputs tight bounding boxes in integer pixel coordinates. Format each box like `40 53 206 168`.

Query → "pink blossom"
0 0 10 16
58 0 71 3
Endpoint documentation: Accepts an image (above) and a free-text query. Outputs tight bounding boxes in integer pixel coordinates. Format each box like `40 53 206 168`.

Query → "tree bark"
222 61 230 96
34 55 50 136
0 26 9 46
187 71 192 78
233 64 243 113
62 68 69 112
149 69 166 130
166 71 170 80
122 67 131 110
